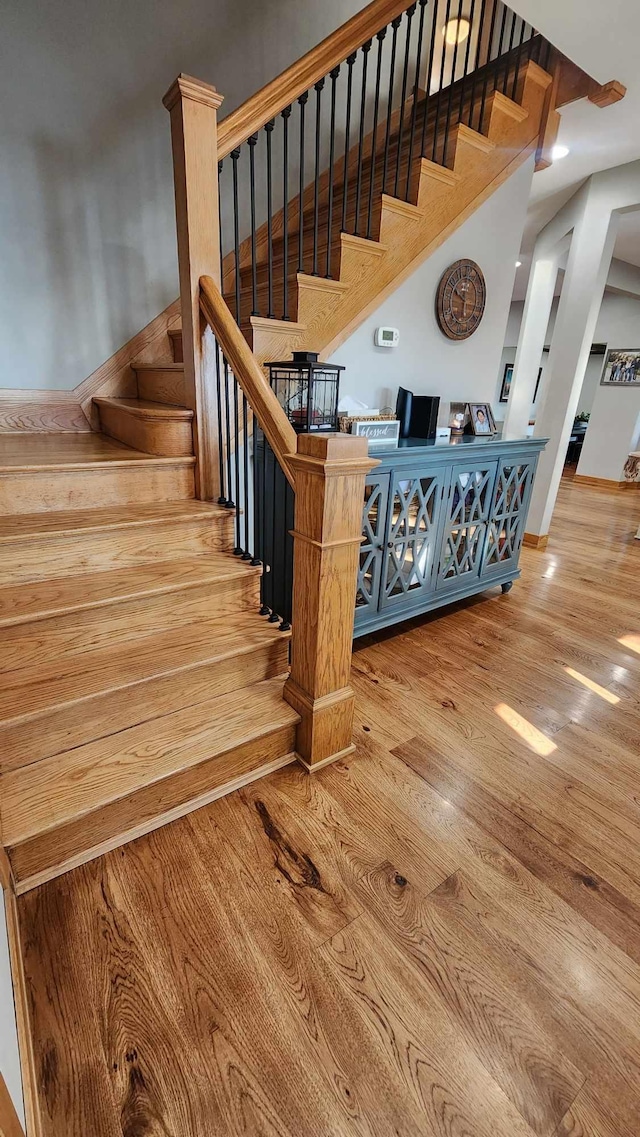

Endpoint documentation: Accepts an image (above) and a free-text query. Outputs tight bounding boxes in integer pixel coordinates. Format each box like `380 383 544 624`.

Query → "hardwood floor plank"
320 915 541 1137
394 738 640 968
357 862 585 1136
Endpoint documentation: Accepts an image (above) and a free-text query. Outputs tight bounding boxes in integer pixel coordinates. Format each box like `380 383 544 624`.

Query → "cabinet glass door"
482 457 536 578
380 468 444 609
436 460 497 592
354 474 390 625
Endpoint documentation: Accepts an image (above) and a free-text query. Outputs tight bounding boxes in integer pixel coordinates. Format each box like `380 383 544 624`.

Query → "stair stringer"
248 59 552 368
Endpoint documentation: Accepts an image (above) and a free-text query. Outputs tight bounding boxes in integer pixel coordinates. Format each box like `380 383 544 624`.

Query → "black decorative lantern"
267 351 344 433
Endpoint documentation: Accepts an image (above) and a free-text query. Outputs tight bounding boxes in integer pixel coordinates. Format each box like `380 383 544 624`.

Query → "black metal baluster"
468 0 488 129
502 7 517 94
268 448 280 622
341 52 357 233
298 91 308 273
405 0 427 199
443 0 465 167
282 106 291 318
355 40 372 236
420 0 440 158
279 470 293 632
231 148 242 324
259 429 270 614
367 29 386 234
251 410 261 567
242 394 251 559
218 160 224 285
394 5 416 197
479 0 499 133
432 0 452 161
248 135 258 315
510 17 528 101
326 67 339 276
457 0 476 124
223 358 234 511
265 119 275 316
312 78 325 275
383 16 402 192
233 376 242 556
214 340 227 505
543 38 551 71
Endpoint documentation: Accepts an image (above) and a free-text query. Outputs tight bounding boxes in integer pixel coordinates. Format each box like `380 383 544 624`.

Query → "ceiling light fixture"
551 144 570 161
515 260 522 267
443 17 470 45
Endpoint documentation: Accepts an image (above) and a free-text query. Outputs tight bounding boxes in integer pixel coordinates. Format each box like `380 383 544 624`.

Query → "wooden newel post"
163 74 224 501
284 433 378 771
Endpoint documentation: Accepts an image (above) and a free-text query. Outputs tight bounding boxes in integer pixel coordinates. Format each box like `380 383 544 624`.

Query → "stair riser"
97 401 194 458
136 369 186 405
1 573 261 673
0 516 234 584
8 727 298 893
0 463 195 515
0 637 290 771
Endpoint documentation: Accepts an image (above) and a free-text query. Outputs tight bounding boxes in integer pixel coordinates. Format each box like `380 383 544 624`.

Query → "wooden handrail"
199 275 298 488
216 0 411 160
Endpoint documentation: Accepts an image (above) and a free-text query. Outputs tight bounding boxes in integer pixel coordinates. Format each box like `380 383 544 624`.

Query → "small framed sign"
352 418 400 449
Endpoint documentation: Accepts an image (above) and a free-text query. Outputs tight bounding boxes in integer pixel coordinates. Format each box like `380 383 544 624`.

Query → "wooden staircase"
0 436 296 893
1 0 620 894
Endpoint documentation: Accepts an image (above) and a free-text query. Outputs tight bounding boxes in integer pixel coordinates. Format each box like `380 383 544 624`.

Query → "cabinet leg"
501 581 514 594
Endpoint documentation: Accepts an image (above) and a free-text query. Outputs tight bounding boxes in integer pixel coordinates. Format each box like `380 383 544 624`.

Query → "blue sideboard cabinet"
354 434 547 636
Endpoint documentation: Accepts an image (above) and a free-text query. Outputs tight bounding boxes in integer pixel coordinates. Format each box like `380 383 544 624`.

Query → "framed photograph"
469 402 496 436
600 348 640 386
499 363 513 403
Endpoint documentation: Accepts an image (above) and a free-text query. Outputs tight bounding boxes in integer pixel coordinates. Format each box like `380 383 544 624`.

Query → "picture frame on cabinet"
469 403 496 435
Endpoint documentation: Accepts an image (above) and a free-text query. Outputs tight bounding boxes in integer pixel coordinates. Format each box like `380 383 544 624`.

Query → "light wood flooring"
17 477 640 1136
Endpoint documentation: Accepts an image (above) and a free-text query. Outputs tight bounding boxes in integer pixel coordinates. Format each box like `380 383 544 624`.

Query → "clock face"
436 259 486 340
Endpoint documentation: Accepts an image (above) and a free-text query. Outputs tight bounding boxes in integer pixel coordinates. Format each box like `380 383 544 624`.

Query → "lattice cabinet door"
481 456 537 579
436 460 498 593
354 473 390 626
380 467 446 610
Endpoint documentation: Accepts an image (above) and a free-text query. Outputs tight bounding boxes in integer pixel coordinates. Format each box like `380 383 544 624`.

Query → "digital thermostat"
374 326 399 348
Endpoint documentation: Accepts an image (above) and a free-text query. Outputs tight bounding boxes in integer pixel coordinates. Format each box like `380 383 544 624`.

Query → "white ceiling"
509 0 640 289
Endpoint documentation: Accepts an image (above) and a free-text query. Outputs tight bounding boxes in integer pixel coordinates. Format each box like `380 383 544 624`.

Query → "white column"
525 194 619 542
503 258 557 439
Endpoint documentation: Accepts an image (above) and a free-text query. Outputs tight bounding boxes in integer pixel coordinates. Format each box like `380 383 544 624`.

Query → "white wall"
0 897 25 1127
331 158 534 423
0 0 367 392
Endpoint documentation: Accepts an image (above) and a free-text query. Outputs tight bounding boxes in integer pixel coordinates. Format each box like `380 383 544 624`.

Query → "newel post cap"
163 74 225 113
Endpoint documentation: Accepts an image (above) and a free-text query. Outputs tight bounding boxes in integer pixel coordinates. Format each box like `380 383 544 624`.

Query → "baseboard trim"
523 532 549 550
4 888 42 1137
297 743 356 772
573 474 640 491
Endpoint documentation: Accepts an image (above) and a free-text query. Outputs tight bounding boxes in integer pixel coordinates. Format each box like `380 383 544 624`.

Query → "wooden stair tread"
0 611 287 725
0 432 193 469
0 553 256 628
93 397 192 420
0 500 227 542
0 676 298 847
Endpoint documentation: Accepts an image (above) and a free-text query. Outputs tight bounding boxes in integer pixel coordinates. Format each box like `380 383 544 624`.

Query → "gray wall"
0 0 366 391
331 158 534 423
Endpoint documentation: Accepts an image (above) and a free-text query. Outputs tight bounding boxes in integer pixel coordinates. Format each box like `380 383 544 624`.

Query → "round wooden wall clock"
436 259 486 340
